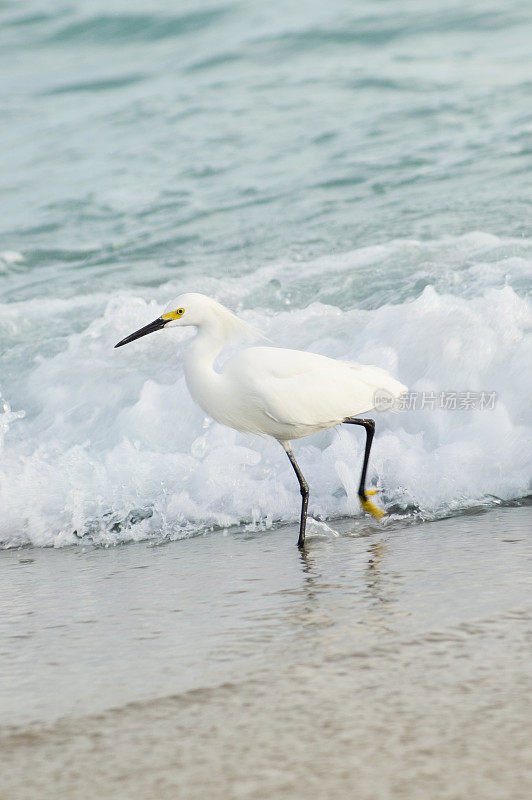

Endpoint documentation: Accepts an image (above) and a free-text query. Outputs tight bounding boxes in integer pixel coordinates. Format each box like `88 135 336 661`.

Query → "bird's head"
114 293 262 348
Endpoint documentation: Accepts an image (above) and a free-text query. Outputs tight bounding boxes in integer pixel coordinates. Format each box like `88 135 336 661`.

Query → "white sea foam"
0 234 530 547
0 251 24 274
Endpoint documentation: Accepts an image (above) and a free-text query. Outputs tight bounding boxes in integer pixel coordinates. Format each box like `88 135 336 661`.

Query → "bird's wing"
224 347 406 426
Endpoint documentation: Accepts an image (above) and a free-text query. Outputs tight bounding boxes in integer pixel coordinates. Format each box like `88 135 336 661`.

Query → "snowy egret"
115 293 406 547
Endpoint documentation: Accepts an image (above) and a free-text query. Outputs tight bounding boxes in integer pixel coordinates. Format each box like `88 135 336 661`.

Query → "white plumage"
115 293 407 546
200 346 405 440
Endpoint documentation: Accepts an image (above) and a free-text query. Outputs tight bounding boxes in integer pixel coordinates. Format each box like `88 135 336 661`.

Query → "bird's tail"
348 363 407 413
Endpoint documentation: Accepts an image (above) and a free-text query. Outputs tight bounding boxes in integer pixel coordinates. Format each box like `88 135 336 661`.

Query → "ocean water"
1 0 531 548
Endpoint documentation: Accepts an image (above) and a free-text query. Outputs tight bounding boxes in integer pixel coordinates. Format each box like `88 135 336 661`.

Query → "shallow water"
1 505 530 728
1 507 531 798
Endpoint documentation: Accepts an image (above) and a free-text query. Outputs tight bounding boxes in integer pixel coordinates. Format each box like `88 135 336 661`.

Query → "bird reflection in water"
290 534 391 627
365 540 388 599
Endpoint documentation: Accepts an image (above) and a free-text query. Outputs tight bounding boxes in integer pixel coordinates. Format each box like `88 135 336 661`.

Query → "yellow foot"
359 491 386 520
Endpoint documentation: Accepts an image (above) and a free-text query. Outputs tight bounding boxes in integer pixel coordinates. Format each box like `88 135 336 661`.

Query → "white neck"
182 324 226 417
180 303 262 424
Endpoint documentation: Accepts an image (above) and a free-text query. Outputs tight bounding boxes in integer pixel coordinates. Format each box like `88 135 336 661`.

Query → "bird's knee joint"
300 484 309 497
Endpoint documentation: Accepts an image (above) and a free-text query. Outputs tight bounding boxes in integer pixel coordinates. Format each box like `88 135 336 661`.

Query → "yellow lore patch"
161 307 185 321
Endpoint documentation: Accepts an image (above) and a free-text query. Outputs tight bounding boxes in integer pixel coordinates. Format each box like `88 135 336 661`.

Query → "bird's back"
221 346 406 440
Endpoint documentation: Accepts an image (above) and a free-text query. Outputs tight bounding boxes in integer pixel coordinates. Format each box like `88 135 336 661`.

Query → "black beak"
114 317 167 348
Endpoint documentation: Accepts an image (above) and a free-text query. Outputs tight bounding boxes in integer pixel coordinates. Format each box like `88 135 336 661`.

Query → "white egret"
115 293 406 547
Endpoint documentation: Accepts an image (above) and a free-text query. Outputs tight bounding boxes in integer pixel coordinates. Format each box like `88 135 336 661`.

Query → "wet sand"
1 507 531 799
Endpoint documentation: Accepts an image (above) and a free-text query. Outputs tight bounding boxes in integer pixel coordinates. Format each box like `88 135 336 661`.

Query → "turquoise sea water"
0 0 531 546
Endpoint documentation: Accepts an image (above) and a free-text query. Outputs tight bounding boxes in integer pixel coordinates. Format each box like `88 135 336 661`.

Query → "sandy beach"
2 506 531 799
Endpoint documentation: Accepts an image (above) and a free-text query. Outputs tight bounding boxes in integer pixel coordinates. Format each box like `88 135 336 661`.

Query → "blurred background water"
0 0 531 546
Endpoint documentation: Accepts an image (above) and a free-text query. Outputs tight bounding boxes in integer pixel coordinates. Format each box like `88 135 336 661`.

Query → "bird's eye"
178 308 184 315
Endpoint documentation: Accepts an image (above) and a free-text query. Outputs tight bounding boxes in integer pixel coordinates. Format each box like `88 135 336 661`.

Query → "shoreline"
1 506 531 798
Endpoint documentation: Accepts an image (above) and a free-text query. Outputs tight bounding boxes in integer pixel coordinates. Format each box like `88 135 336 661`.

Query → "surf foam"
0 234 530 547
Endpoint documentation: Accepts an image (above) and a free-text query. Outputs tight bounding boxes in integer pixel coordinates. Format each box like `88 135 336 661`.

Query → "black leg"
344 417 385 519
281 441 309 548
